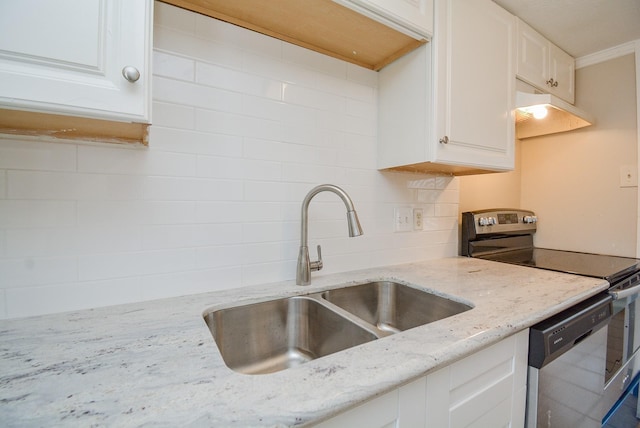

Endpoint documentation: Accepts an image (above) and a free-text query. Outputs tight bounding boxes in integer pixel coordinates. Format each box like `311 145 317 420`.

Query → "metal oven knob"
523 215 538 224
478 217 497 226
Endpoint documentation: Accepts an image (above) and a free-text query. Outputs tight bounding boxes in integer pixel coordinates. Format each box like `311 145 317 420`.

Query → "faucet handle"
310 245 323 272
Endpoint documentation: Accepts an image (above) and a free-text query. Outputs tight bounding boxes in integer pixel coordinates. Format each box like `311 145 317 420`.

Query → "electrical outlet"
394 207 412 232
413 208 423 230
620 165 638 188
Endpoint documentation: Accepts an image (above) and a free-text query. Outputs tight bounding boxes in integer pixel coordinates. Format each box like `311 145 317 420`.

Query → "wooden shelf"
160 0 427 71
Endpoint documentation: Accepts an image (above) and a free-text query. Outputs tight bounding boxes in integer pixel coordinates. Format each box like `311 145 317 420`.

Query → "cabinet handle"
122 66 141 83
439 136 449 144
546 78 559 88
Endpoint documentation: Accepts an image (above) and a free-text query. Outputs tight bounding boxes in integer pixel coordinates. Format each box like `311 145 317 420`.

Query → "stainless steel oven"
461 209 640 426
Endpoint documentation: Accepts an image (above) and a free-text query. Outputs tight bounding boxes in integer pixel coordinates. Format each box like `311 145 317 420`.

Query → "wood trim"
0 109 149 146
160 0 427 71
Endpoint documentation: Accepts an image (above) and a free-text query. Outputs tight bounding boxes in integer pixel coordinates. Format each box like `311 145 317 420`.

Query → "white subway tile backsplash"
78 145 197 177
197 62 283 101
196 156 245 179
149 127 243 157
435 203 459 217
144 201 196 225
195 245 244 269
195 223 244 247
75 226 142 254
0 289 6 318
282 42 347 80
152 102 196 130
154 76 243 114
77 201 145 227
0 138 76 171
242 221 297 244
282 83 346 113
5 228 78 257
154 26 243 71
154 1 196 34
195 202 283 223
242 260 297 286
5 277 143 318
0 256 77 288
8 171 145 201
0 171 5 198
153 50 195 82
78 248 196 281
139 266 242 300
195 13 281 60
0 2 459 319
347 63 378 87
0 201 76 228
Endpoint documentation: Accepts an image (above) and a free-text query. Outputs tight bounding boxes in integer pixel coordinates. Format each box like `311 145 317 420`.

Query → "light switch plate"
394 207 412 232
620 165 638 187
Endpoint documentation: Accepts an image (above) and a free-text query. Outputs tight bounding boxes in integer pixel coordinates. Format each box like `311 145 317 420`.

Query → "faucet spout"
296 184 363 286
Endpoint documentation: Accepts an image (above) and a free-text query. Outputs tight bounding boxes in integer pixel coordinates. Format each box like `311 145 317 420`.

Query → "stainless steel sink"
203 296 378 375
203 281 472 374
322 281 472 334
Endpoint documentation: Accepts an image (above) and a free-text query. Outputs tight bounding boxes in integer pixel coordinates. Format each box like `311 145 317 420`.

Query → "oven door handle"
609 282 640 300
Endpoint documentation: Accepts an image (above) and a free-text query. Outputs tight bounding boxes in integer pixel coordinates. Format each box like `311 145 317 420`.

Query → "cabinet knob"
439 136 449 144
546 78 559 88
122 66 141 83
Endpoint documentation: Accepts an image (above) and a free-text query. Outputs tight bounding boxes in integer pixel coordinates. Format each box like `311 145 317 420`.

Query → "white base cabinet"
378 0 515 175
314 329 529 428
0 0 153 123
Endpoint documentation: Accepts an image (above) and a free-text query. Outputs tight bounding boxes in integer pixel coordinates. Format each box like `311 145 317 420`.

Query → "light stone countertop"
0 257 609 427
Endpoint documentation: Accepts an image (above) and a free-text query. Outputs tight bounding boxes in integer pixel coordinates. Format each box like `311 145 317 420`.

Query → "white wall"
0 2 459 319
521 53 637 256
460 49 638 258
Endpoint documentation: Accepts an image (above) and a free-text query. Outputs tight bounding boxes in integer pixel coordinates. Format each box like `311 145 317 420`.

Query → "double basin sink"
203 281 472 375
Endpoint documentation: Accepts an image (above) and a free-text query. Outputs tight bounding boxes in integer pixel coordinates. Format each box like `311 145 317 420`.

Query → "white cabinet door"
433 0 515 172
0 0 152 123
548 43 575 103
313 331 528 427
515 18 575 104
378 0 515 174
425 329 529 428
312 388 400 428
515 19 549 91
334 0 433 38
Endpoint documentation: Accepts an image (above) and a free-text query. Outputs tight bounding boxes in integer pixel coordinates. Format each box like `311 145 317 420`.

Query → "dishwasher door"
526 326 608 428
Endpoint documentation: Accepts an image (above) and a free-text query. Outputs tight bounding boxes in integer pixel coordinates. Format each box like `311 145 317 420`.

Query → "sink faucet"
296 184 363 286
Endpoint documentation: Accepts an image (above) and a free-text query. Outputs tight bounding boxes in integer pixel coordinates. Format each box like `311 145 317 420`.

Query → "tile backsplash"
0 2 459 319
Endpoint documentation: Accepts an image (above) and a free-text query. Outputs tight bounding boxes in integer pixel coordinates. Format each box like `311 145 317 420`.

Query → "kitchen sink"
322 281 473 334
203 281 473 375
203 296 378 375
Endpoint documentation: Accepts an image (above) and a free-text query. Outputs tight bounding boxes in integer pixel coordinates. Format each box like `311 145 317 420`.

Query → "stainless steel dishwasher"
526 292 613 428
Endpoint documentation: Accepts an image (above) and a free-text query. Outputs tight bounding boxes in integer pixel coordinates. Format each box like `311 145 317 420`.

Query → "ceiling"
493 0 640 58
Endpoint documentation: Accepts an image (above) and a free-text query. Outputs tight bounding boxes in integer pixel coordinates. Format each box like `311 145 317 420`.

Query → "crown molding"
576 40 639 69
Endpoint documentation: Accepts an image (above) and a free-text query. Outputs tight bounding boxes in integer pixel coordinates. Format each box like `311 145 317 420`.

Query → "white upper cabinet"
378 0 515 175
333 0 433 39
516 18 575 103
0 0 153 123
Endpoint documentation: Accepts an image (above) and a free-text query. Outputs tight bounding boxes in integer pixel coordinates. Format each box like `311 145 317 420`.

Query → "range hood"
515 87 595 139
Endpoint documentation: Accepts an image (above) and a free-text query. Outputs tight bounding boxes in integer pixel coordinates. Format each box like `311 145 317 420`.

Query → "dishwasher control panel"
528 292 612 369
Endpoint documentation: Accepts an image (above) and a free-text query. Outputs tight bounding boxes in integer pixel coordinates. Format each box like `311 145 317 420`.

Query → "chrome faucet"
296 184 363 286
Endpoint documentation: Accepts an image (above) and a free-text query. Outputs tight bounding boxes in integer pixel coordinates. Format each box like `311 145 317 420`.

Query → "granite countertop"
0 257 608 427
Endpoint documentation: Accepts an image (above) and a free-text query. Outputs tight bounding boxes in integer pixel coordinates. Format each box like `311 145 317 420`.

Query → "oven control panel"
463 209 538 237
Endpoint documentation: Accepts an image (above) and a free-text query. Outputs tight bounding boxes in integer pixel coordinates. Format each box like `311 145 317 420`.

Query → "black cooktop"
480 247 640 284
